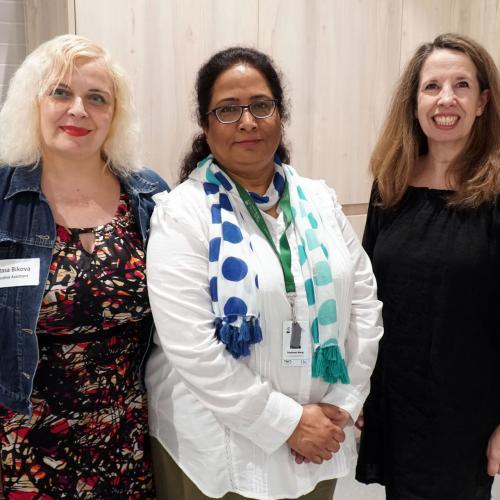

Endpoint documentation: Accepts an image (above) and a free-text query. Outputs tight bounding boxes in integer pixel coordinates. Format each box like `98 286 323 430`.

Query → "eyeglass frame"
206 99 279 124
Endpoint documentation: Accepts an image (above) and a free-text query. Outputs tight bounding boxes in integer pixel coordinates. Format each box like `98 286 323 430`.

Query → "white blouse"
145 175 383 500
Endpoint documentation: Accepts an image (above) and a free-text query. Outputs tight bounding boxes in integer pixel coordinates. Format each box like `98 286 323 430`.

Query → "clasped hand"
287 403 350 465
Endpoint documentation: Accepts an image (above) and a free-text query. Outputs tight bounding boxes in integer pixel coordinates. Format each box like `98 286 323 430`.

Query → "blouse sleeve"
146 191 303 455
319 185 383 421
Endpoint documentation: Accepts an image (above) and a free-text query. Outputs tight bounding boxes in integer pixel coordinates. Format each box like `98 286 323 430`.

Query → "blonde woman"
0 35 167 497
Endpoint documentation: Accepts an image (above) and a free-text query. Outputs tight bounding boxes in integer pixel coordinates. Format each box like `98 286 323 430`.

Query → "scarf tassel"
214 317 263 359
312 338 350 384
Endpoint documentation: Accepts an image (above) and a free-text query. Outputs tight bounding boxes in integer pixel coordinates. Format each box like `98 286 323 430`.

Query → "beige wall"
24 0 500 236
0 0 27 104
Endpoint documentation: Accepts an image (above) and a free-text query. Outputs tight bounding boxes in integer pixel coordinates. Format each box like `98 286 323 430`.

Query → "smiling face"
416 48 489 154
39 59 115 164
204 64 282 181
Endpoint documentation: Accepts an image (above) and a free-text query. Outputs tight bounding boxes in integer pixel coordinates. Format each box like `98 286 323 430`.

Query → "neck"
427 140 463 170
413 147 459 189
41 152 115 195
226 163 275 195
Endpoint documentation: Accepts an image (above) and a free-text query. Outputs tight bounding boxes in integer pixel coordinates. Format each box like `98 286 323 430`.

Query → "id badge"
282 320 310 367
0 258 40 288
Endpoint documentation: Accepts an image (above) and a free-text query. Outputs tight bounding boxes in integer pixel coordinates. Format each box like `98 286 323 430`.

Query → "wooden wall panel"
23 0 500 235
75 0 258 187
0 0 25 23
400 0 500 69
258 0 403 206
25 0 74 53
346 214 367 241
0 0 27 104
0 17 25 44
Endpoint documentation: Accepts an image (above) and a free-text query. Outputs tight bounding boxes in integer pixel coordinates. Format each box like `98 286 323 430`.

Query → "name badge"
0 258 40 288
282 320 310 367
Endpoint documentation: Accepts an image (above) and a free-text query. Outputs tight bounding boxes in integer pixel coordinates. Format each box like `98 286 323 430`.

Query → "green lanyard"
233 180 296 295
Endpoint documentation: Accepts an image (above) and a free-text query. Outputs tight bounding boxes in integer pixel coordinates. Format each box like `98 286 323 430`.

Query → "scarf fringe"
214 317 263 359
312 338 350 384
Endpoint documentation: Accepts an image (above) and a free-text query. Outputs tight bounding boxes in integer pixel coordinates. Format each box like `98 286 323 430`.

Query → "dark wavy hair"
179 46 291 183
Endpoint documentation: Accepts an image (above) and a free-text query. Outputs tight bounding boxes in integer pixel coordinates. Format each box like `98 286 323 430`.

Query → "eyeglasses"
207 99 278 124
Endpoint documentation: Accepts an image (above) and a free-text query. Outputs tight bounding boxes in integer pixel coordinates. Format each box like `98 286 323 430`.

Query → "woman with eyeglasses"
145 46 383 500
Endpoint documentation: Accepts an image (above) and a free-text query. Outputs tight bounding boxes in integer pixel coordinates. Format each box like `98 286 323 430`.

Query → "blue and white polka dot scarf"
190 154 349 384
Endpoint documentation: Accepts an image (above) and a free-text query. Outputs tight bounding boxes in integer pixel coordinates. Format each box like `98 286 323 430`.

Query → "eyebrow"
88 88 113 96
421 75 474 87
214 94 273 106
53 82 112 96
423 74 473 81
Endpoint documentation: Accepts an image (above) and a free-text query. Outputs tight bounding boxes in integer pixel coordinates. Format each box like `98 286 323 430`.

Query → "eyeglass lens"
215 100 276 123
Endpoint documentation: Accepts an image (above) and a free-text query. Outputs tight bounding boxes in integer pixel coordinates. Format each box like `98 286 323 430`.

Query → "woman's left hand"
487 425 500 476
318 403 351 429
291 403 351 464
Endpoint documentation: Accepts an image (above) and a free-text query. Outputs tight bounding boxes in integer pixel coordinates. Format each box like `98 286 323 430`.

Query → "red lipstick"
60 126 91 137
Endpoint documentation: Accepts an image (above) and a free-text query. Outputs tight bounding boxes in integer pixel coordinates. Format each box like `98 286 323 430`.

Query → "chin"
54 147 102 162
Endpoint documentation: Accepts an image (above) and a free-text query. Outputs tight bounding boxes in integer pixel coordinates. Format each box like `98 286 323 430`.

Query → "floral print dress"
0 192 155 499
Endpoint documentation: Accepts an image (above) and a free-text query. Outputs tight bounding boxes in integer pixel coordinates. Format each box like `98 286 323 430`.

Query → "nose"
68 97 88 118
237 108 257 130
438 84 456 106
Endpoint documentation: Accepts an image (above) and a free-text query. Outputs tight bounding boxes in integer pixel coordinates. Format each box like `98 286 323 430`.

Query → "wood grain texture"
258 0 403 205
34 0 500 208
346 214 367 240
25 0 74 52
75 0 258 187
342 203 369 216
0 0 26 105
0 0 25 23
0 19 25 44
400 0 500 69
0 43 26 64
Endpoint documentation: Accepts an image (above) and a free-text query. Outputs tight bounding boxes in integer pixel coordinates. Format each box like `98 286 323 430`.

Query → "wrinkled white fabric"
146 175 383 500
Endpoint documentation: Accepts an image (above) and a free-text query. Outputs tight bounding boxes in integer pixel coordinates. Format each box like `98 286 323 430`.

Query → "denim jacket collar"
4 164 44 200
120 170 160 196
4 163 159 200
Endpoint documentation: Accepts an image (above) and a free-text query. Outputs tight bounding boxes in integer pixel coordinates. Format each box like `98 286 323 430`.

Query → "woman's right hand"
287 404 345 464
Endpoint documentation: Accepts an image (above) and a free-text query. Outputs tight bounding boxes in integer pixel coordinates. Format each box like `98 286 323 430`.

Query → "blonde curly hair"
0 34 142 174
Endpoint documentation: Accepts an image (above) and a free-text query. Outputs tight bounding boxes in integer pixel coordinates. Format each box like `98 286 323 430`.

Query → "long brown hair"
372 33 500 208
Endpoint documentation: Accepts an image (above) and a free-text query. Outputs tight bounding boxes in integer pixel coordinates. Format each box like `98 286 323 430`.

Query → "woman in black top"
355 33 500 500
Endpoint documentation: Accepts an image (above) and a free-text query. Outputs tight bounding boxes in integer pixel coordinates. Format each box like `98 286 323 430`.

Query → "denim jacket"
0 164 169 415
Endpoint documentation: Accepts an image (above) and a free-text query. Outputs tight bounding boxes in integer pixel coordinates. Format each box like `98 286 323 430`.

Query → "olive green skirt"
151 437 337 500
